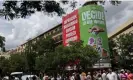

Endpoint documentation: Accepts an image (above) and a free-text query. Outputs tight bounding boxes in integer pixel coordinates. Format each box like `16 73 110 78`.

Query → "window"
44 35 46 38
55 28 58 32
57 28 60 31
49 32 51 35
37 37 39 40
53 30 56 34
59 35 62 40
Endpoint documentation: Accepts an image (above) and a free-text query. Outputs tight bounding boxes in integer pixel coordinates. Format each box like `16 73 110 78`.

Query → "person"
98 74 102 80
26 77 29 80
70 73 75 80
97 71 102 78
56 74 61 80
43 73 48 80
39 72 43 80
32 76 37 80
50 76 54 80
102 70 107 80
106 69 118 80
127 70 133 80
75 72 80 80
80 72 87 80
86 72 91 80
119 69 128 80
93 71 98 80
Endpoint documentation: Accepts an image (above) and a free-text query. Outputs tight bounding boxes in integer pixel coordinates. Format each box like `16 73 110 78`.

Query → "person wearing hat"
86 72 91 80
119 69 128 80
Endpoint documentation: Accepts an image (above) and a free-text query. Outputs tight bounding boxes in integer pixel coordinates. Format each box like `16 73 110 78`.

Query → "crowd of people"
42 69 133 80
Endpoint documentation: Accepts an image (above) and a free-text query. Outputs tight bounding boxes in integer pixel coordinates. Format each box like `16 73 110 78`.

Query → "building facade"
108 18 133 64
9 24 62 54
108 18 133 39
8 18 133 54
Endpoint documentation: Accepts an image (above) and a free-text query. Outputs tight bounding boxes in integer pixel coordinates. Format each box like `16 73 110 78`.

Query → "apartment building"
8 18 133 54
108 18 133 39
108 18 133 62
10 24 62 54
0 50 10 58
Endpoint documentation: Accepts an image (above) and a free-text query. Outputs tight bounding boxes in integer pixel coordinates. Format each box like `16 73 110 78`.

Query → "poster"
78 5 109 57
62 10 80 46
62 5 110 57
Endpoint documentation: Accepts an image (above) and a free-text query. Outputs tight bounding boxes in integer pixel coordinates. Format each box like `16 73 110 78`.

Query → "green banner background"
78 5 110 57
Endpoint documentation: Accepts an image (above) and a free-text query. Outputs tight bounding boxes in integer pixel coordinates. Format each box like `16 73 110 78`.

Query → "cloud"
0 12 62 49
0 1 84 50
104 1 133 33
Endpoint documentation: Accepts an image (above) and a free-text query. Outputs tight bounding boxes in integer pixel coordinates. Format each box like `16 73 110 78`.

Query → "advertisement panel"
62 10 80 46
78 5 109 57
62 5 109 57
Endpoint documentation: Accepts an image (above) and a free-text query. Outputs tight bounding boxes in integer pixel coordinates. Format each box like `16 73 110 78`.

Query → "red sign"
62 10 80 46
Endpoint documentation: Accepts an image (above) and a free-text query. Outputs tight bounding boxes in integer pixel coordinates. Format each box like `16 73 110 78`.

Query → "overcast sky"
0 1 133 50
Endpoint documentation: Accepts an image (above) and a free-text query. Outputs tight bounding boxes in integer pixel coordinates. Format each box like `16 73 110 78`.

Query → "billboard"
62 5 109 57
62 10 80 46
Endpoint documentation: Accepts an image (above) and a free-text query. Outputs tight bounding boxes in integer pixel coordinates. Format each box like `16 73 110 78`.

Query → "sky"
0 1 133 50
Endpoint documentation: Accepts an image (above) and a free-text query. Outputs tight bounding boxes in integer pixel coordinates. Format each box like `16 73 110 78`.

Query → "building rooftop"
108 18 133 39
20 23 62 46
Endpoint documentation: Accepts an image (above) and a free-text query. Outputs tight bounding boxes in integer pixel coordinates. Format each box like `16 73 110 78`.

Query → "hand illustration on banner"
88 26 105 35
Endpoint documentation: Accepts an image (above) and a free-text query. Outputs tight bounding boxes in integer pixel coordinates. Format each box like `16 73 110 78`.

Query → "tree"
116 33 133 69
0 1 121 20
109 39 119 69
109 32 133 70
0 56 10 76
23 37 56 72
0 35 5 52
43 41 99 73
35 55 46 72
22 40 37 72
32 37 56 55
9 53 26 72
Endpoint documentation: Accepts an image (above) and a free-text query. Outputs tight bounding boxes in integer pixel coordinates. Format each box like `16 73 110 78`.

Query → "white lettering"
66 31 76 38
65 36 78 44
64 20 77 29
66 26 75 33
81 10 105 21
64 15 77 25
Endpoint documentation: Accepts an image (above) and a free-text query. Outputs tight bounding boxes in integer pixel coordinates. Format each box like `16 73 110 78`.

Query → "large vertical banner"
78 5 109 57
62 10 80 46
62 5 110 57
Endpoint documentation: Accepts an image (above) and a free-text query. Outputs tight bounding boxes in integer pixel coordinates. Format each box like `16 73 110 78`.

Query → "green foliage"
35 55 46 72
109 33 133 69
0 56 10 75
23 37 56 72
43 41 99 72
9 54 26 72
0 35 5 51
32 37 56 55
0 1 121 20
109 39 119 69
0 38 99 74
0 1 75 19
116 33 133 69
